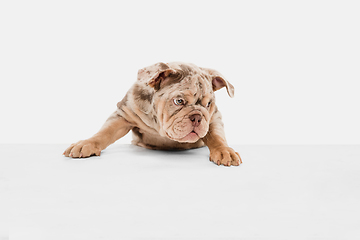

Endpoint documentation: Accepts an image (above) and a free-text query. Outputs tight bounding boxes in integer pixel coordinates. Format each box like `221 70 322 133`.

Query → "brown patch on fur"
158 62 170 71
179 64 194 75
133 84 153 103
195 98 202 105
153 115 158 124
132 127 143 140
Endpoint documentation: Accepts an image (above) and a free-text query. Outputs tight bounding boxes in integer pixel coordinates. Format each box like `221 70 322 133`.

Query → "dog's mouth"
188 130 198 137
179 130 200 143
165 129 201 143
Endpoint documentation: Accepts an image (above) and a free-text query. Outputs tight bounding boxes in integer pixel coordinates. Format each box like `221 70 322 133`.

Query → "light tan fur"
64 62 242 166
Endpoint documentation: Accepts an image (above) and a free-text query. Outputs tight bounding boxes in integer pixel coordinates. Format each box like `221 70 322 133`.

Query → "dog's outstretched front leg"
202 111 242 166
64 112 132 158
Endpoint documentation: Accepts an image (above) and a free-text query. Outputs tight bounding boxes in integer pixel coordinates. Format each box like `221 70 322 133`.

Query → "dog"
63 62 242 166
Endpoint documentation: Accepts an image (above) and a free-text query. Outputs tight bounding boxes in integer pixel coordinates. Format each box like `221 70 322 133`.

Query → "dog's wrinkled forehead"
170 64 212 94
138 62 235 97
175 63 202 76
162 64 213 100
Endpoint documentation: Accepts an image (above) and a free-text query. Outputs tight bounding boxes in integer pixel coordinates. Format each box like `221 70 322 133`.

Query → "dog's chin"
166 130 201 143
178 131 201 143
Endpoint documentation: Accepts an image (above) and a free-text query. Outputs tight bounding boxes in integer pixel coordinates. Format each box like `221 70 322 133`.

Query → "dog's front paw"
63 140 101 158
209 146 242 166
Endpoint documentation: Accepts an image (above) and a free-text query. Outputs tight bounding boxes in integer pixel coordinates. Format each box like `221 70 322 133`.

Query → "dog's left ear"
202 68 235 98
137 62 177 90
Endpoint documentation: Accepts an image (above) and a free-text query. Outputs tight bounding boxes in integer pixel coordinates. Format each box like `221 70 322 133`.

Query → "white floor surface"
1 144 360 240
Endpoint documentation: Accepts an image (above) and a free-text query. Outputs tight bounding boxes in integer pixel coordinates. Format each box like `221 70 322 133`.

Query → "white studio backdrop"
1 0 359 145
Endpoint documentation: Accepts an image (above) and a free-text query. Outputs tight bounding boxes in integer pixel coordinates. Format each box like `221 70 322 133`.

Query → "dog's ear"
137 62 177 90
202 68 235 98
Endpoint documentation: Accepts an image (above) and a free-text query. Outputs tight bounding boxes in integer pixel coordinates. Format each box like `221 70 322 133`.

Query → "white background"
1 0 359 144
6 144 360 239
1 2 360 239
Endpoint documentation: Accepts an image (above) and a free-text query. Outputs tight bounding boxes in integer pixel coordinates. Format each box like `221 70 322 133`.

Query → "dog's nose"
189 114 202 127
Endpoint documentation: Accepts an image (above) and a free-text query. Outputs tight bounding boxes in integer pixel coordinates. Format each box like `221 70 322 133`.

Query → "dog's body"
64 62 242 166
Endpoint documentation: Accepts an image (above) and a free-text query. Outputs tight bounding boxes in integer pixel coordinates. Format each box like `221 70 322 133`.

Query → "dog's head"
135 62 234 143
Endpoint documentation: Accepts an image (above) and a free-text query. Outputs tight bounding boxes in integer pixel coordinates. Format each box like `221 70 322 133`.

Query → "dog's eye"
206 101 212 107
173 98 185 106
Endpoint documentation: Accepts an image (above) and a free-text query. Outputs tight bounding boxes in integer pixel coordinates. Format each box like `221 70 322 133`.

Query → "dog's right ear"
137 62 177 90
201 68 235 98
